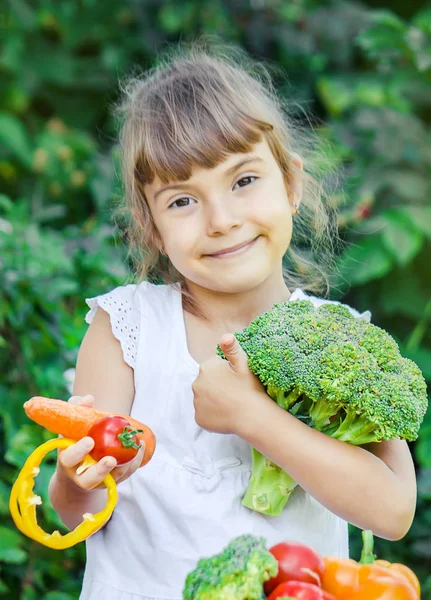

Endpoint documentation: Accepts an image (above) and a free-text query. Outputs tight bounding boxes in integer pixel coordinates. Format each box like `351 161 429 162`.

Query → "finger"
79 456 118 491
115 443 145 484
58 436 95 469
131 442 146 473
68 394 95 407
109 458 135 484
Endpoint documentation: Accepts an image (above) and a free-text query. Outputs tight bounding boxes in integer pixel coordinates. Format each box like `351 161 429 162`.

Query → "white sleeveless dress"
79 281 371 600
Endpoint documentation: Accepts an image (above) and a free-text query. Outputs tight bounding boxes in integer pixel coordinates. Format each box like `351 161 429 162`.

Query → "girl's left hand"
192 334 267 435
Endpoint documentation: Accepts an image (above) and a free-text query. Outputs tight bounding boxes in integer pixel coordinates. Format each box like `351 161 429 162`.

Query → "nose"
205 197 242 236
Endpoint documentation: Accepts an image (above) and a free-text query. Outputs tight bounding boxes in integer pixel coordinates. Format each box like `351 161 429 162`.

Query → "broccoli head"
216 299 428 516
182 534 278 600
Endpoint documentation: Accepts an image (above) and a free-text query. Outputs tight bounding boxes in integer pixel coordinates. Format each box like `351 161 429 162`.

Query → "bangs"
133 71 274 187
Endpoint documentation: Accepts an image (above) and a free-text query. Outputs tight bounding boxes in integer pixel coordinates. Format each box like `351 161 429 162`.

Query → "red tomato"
267 581 336 600
87 416 143 465
264 542 325 595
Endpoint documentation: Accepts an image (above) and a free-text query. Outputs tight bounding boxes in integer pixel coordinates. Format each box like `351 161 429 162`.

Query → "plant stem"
359 529 377 564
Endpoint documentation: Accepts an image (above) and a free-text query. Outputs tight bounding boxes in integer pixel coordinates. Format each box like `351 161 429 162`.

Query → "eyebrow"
153 156 265 203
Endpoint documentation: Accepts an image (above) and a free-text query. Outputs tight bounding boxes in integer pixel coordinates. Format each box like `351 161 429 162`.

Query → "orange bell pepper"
321 530 420 600
374 559 421 597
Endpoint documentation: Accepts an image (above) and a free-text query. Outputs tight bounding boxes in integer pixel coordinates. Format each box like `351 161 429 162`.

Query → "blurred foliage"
0 0 430 597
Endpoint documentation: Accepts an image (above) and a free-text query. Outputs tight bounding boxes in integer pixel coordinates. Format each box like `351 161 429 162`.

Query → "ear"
290 152 304 212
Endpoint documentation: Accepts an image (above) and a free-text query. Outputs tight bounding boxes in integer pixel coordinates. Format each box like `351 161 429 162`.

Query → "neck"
182 273 293 332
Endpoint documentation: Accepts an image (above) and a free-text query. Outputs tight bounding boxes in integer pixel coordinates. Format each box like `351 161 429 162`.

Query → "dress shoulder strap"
291 288 372 322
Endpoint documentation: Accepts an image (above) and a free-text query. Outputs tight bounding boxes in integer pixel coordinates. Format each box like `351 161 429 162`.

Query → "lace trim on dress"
84 286 140 369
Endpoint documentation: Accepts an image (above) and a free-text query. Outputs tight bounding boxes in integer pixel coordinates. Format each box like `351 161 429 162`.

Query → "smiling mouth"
207 236 260 258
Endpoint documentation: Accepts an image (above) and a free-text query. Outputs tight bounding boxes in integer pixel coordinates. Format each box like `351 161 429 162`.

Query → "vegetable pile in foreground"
182 531 421 599
216 299 428 516
182 534 278 600
9 396 156 549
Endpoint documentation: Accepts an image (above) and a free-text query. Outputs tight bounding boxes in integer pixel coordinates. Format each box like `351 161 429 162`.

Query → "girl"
48 39 417 600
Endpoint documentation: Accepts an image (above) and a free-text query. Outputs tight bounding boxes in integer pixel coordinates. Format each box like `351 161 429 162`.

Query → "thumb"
220 334 248 371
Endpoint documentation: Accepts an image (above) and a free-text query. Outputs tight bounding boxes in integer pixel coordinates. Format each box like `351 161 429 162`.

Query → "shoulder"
84 280 172 324
82 280 173 369
290 288 372 322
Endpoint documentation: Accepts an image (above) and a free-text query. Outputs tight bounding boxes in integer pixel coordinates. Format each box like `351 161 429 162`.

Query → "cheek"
164 227 196 258
253 193 293 242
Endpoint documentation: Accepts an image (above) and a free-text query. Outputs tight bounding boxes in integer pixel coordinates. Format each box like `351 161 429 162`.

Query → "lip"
207 236 260 258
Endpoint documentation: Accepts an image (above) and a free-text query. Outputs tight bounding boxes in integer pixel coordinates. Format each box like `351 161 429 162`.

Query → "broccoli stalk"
289 395 382 444
323 409 383 445
266 384 303 410
241 450 297 516
216 299 428 518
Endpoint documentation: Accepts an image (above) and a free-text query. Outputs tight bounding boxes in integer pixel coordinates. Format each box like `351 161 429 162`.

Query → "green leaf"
406 25 431 71
157 3 196 34
89 153 115 209
417 426 431 468
336 236 393 285
44 592 76 600
379 170 428 202
0 113 33 167
355 10 406 60
316 77 353 116
412 8 431 32
368 9 406 30
355 81 386 107
0 195 14 215
397 206 431 239
21 584 38 600
381 209 423 265
0 386 34 444
380 269 430 319
33 204 67 224
0 577 9 595
0 481 12 516
0 526 27 564
414 50 431 72
5 425 47 468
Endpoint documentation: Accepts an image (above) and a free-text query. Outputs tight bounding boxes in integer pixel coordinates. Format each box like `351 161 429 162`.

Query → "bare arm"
48 307 137 530
240 391 417 541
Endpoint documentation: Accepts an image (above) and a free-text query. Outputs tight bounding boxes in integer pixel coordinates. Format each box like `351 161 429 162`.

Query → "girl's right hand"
56 395 145 491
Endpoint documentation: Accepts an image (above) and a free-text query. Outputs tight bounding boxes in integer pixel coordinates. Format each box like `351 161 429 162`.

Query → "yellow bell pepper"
9 437 118 550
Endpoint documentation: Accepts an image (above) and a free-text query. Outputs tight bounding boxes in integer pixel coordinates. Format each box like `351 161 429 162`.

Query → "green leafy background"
0 0 430 597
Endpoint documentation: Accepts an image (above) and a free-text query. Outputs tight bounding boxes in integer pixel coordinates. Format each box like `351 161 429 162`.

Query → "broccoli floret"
216 299 428 517
182 534 278 600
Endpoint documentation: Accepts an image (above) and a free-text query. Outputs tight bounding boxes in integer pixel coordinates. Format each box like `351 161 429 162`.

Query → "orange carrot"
24 397 156 467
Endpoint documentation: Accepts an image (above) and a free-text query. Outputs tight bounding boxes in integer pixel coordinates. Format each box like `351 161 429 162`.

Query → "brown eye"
168 197 197 209
234 176 258 189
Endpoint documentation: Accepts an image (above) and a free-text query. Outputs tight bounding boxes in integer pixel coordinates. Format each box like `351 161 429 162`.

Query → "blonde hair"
111 35 342 320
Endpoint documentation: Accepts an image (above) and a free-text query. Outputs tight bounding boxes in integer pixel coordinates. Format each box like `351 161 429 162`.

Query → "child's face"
144 138 302 295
